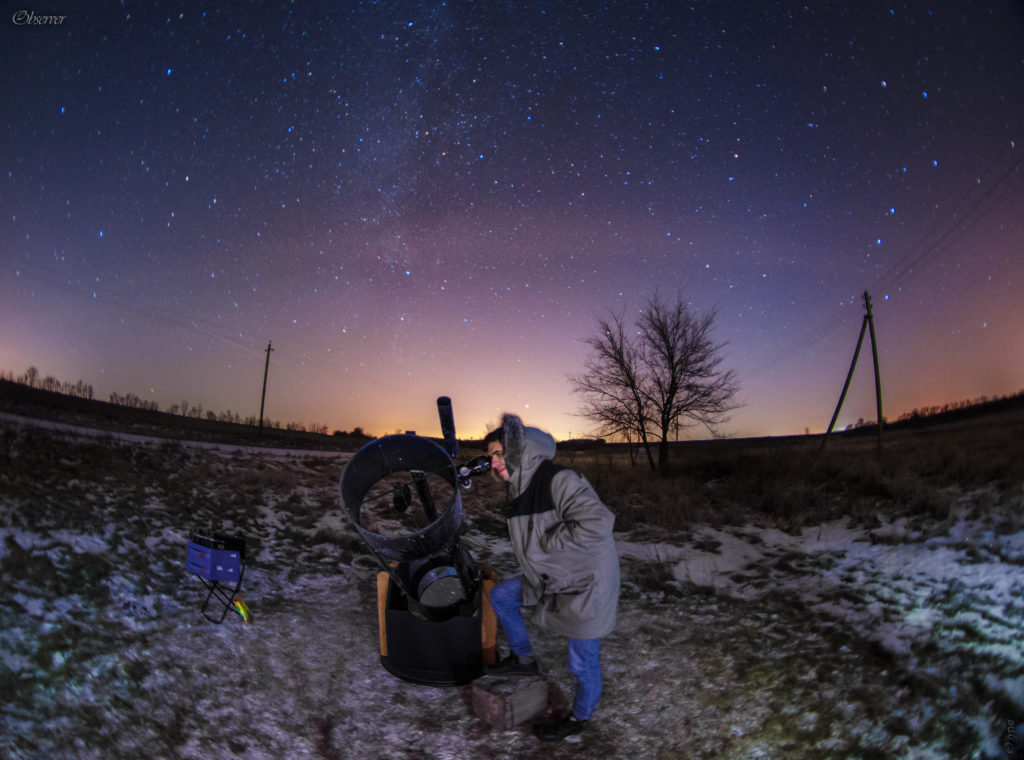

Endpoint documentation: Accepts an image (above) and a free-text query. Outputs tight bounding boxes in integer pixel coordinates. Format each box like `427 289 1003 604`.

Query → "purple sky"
3 1 1022 440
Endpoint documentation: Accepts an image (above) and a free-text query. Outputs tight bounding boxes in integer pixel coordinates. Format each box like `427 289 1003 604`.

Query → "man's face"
486 440 510 482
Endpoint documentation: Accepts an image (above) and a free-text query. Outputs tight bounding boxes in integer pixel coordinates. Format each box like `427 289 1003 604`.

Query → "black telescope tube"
339 435 461 564
339 434 475 609
437 396 458 458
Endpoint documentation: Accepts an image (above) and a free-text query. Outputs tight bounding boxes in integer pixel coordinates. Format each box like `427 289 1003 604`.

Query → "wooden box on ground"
471 674 548 729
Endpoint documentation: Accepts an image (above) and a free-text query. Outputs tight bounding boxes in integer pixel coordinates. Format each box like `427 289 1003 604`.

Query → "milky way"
3 1 1022 439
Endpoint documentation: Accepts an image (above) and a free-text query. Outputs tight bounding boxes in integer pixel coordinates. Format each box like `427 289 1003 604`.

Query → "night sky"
3 1 1023 441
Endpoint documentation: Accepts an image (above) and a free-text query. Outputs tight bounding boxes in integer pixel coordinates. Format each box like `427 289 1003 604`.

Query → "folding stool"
186 532 246 623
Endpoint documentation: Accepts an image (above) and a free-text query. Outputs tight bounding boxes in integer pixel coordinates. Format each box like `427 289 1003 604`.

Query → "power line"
5 257 415 402
7 259 264 356
747 145 1022 380
868 148 1023 297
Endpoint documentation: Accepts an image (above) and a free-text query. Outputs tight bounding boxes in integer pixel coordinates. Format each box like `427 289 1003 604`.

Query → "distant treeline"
3 365 1021 443
6 366 95 401
845 389 1024 431
1 366 366 438
895 391 1024 423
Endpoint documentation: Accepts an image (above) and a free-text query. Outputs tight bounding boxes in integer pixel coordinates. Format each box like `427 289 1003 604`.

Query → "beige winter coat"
502 414 620 639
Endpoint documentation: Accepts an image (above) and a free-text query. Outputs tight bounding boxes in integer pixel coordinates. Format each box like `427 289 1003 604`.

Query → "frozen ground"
1 413 1022 759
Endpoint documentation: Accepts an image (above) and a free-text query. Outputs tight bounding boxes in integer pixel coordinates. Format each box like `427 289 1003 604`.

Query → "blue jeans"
489 575 604 720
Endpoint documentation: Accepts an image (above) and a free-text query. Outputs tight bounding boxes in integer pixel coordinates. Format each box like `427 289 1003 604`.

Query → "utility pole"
864 292 884 459
258 341 273 436
821 315 868 449
820 291 884 458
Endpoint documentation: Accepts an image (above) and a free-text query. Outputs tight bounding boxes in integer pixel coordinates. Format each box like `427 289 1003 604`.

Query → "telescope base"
377 572 487 686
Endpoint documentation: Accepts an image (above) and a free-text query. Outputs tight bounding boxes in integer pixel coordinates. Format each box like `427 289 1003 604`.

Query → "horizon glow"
2 2 1022 442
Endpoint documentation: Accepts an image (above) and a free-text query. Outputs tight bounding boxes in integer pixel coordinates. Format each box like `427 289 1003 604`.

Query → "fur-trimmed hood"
501 413 556 498
499 413 619 640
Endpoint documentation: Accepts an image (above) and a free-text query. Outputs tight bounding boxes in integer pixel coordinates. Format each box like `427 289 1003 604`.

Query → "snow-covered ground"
1 414 1022 759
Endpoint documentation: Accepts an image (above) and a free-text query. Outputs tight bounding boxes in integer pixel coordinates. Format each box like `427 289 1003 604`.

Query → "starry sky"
3 1 1023 441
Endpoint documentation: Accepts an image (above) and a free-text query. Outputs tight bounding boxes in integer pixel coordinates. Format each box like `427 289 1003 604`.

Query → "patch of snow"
11 592 45 616
49 530 109 554
2 413 1021 759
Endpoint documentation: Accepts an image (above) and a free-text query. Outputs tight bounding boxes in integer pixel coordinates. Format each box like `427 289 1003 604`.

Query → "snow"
47 530 110 554
1 413 1022 759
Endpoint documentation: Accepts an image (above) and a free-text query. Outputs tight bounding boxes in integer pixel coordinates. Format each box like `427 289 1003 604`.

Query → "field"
1 393 1023 759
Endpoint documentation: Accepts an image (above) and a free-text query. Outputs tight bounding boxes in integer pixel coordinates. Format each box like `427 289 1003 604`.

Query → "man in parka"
482 413 620 741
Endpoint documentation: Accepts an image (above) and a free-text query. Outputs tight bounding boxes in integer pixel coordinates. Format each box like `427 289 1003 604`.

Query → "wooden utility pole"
821 317 868 446
864 292 884 458
258 341 273 436
820 291 884 457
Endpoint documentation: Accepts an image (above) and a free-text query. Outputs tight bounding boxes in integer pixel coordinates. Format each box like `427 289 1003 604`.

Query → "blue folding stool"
186 533 246 623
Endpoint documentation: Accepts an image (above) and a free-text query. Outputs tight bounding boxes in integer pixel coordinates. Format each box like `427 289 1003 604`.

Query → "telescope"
338 397 494 685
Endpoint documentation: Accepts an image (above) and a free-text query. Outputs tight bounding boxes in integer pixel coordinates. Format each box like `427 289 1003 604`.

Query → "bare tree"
570 312 659 469
570 294 740 471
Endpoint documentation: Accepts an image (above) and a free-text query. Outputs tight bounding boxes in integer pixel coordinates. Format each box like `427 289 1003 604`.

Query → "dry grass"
3 408 1021 759
456 405 1024 537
